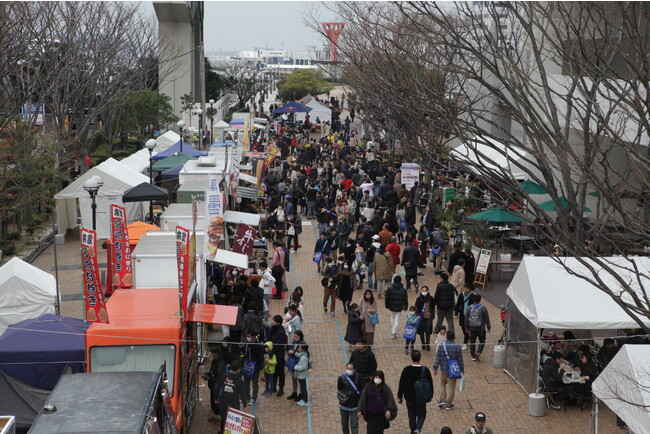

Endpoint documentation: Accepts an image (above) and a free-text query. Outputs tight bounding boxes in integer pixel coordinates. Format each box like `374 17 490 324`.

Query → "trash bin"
493 344 506 368
529 393 546 417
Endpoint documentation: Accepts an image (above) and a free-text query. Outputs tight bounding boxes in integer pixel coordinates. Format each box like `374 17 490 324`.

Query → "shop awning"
223 210 260 226
187 303 238 326
212 249 249 269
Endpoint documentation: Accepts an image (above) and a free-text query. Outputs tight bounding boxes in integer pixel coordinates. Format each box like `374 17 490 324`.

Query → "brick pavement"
30 219 621 433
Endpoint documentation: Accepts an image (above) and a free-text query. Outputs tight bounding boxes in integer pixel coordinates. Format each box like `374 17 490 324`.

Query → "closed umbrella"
538 197 591 212
467 206 528 223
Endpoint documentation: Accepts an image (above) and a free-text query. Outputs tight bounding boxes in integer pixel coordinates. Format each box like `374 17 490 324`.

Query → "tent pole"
52 212 61 315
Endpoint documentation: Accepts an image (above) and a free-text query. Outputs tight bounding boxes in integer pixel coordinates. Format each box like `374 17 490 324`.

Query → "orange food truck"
85 287 237 433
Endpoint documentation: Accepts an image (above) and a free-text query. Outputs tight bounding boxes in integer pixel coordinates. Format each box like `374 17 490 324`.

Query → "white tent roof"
54 158 149 238
215 120 230 128
295 96 331 122
506 256 650 329
155 130 180 152
119 148 156 174
451 135 528 180
0 257 57 333
593 345 650 434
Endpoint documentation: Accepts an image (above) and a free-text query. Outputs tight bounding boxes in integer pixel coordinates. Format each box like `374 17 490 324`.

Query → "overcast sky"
144 1 335 53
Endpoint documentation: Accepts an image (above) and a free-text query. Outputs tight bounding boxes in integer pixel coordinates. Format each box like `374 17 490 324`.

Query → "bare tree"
223 60 259 110
321 2 650 329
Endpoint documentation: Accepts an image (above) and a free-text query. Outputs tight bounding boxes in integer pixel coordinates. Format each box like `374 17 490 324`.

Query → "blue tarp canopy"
151 140 207 161
0 314 85 390
273 102 312 114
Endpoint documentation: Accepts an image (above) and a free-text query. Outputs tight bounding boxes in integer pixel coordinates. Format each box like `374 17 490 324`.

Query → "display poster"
475 249 492 275
400 163 420 190
109 204 132 288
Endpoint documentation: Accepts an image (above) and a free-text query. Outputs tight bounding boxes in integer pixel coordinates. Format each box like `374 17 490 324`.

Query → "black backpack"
283 248 291 272
414 366 433 403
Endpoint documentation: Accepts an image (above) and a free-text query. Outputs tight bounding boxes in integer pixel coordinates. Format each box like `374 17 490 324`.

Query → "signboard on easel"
224 407 260 434
473 249 492 290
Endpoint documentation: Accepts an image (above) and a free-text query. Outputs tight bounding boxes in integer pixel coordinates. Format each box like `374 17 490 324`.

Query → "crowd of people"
204 93 498 434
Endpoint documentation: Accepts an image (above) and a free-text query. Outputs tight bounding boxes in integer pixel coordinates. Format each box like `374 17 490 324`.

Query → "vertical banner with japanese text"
262 144 279 176
80 228 109 324
110 204 133 288
204 174 224 257
223 224 258 277
176 225 191 321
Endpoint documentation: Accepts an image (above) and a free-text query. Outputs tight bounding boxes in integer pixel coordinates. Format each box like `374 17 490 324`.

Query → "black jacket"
401 244 420 276
344 311 364 344
398 365 433 402
433 281 456 310
349 348 378 379
404 205 416 225
385 283 408 312
541 358 565 390
243 340 265 366
454 291 476 319
337 371 363 408
267 324 287 360
415 293 435 318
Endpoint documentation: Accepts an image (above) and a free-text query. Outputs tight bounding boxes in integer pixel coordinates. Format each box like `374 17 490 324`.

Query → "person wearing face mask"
357 370 398 433
242 331 264 405
338 363 363 434
415 286 435 351
293 344 311 407
286 330 306 402
338 259 355 314
358 290 378 346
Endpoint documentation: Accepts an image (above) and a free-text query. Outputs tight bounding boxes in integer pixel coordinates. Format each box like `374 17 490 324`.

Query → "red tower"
322 22 345 62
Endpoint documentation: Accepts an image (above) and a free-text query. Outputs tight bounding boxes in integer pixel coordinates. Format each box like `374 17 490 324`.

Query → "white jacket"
261 268 276 295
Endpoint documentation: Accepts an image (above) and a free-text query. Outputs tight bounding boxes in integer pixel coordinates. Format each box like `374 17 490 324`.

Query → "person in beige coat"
374 245 395 299
449 259 466 294
359 289 378 346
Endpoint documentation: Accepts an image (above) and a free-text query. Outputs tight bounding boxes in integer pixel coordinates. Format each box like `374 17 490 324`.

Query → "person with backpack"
241 302 264 342
398 350 434 434
433 330 464 411
338 362 363 434
454 283 476 351
242 331 264 405
270 241 286 299
465 294 491 362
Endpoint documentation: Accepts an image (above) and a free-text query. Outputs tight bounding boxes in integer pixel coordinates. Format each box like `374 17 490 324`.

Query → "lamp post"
177 119 185 152
208 99 215 146
196 108 203 149
83 175 103 231
145 138 157 224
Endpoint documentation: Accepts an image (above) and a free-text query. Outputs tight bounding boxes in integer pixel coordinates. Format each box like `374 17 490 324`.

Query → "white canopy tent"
451 135 529 181
54 158 149 238
504 256 650 393
593 345 650 434
119 148 156 174
154 130 180 152
0 258 57 334
295 95 331 123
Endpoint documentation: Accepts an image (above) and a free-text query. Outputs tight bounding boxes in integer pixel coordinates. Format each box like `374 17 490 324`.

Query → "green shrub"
5 230 21 240
0 240 16 256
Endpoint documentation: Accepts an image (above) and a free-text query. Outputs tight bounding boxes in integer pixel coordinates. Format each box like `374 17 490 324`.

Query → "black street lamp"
145 138 157 224
83 175 103 231
177 119 185 152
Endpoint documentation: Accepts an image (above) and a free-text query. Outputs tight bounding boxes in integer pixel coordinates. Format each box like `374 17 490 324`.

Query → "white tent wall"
154 130 180 152
504 256 650 394
593 345 650 434
0 258 57 333
119 148 156 174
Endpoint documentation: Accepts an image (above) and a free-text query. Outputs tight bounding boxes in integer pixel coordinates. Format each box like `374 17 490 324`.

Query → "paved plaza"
31 221 619 433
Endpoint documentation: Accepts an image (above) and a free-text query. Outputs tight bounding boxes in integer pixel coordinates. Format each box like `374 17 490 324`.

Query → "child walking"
405 305 420 355
261 341 277 396
434 325 447 354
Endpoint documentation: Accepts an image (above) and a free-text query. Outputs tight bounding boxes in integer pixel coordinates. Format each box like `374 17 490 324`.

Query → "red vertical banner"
110 204 133 289
223 224 258 277
176 225 191 322
81 228 109 324
262 144 279 176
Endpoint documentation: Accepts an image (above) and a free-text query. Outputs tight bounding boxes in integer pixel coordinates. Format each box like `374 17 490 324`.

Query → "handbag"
286 355 297 372
287 225 296 236
443 342 463 379
242 359 256 378
399 219 407 231
368 313 379 325
313 240 328 263
403 322 418 340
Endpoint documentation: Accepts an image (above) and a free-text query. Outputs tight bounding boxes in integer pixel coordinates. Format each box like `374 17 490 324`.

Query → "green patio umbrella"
519 180 548 195
538 197 591 212
467 206 528 223
151 153 197 172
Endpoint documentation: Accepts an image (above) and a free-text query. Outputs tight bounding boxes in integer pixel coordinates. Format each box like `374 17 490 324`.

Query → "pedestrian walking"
215 359 247 433
404 306 420 355
359 290 378 346
465 412 494 434
373 244 394 298
415 286 435 351
384 275 408 339
357 371 398 434
449 259 466 293
349 339 377 391
433 330 464 411
398 350 434 434
345 303 364 349
465 294 491 362
401 237 420 292
433 273 456 334
338 362 363 434
454 283 476 351
322 256 340 316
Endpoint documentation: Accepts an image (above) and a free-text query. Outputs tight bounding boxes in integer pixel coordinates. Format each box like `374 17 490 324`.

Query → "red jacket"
386 242 401 265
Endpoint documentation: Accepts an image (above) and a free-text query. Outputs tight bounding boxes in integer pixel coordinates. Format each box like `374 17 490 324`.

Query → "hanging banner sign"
176 225 191 321
110 204 133 288
475 249 492 275
400 163 420 190
204 174 224 257
223 224 258 277
262 144 279 175
81 228 109 324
